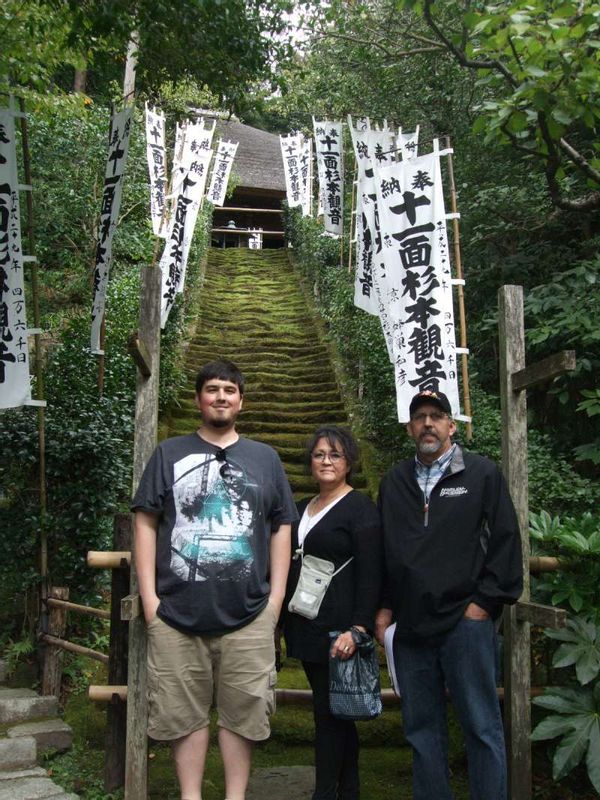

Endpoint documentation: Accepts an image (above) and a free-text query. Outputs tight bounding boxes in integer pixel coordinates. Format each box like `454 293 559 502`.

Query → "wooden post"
18 98 48 634
104 514 132 791
42 587 69 697
498 285 531 800
125 264 161 800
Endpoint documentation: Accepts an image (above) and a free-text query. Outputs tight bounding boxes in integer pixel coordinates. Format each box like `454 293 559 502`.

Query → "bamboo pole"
46 598 110 620
18 97 48 630
444 135 473 440
87 551 131 569
41 633 109 665
348 163 357 274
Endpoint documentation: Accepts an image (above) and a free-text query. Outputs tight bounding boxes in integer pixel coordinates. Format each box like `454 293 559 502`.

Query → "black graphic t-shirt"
132 434 297 635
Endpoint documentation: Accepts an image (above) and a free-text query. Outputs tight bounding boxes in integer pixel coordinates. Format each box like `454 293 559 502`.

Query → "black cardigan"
283 490 382 663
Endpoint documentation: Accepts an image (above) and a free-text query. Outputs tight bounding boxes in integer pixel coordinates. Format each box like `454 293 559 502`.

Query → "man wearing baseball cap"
375 390 523 800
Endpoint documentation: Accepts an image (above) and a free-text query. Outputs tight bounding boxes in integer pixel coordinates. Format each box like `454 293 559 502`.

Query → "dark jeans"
303 660 360 800
394 617 507 800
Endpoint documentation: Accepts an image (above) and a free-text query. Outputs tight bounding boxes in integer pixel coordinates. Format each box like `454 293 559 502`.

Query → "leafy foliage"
532 684 600 792
530 511 600 615
545 617 600 686
3 0 294 108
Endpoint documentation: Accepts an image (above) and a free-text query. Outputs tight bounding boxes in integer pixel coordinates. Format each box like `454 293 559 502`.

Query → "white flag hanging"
313 119 344 237
206 140 238 207
299 136 313 217
145 104 167 237
396 126 420 161
91 105 134 354
248 228 263 249
0 108 33 409
159 121 214 327
374 150 460 421
280 133 303 208
349 118 395 319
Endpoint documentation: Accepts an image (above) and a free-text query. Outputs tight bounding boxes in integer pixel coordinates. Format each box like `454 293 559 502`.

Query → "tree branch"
421 0 519 89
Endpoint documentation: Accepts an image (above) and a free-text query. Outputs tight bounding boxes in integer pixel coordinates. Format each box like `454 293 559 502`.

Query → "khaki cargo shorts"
146 602 278 741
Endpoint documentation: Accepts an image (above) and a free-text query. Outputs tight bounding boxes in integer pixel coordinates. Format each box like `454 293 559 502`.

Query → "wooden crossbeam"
215 206 283 214
515 600 567 629
127 332 152 377
512 350 575 392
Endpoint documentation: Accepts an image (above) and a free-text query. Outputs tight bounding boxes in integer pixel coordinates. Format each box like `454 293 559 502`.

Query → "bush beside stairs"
165 247 368 497
0 660 76 800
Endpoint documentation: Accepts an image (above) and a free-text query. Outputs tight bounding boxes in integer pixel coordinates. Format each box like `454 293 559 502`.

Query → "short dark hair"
195 360 245 395
305 426 360 481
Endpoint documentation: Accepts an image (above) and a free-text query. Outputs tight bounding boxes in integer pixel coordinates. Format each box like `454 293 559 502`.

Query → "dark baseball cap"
409 390 452 418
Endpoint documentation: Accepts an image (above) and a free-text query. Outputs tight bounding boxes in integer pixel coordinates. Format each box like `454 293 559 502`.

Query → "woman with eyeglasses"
283 425 382 800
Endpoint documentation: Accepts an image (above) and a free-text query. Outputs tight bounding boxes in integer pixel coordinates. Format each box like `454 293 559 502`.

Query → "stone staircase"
0 660 77 799
166 247 368 497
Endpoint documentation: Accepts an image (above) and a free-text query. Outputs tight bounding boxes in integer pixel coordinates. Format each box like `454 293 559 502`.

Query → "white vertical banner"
349 117 395 351
0 108 32 408
299 136 312 217
313 119 344 237
374 150 459 421
396 126 420 160
248 228 263 249
159 121 214 327
91 105 134 354
280 133 303 208
206 140 238 207
145 104 167 237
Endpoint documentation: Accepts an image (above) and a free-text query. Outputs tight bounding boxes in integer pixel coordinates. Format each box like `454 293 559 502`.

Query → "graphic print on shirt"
170 452 259 582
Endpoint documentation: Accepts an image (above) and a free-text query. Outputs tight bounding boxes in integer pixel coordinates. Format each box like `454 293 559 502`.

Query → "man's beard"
417 436 442 455
210 416 233 428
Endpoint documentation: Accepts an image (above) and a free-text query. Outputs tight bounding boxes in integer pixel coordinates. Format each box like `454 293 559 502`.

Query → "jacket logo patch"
440 487 468 497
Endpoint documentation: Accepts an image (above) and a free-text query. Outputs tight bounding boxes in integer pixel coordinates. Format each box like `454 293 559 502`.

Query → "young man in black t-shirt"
132 359 296 800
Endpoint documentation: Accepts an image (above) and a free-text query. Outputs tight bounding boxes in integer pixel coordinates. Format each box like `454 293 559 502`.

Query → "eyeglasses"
311 451 346 463
215 448 232 479
411 412 448 423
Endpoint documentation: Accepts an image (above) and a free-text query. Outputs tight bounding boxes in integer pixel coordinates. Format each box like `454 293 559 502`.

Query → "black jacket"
378 446 523 640
283 490 382 663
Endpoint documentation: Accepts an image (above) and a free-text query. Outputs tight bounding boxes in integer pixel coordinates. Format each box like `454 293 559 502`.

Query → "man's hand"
375 608 393 645
464 602 490 620
143 593 160 625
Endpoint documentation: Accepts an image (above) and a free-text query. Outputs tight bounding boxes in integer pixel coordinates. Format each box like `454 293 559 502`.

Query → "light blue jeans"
394 617 507 800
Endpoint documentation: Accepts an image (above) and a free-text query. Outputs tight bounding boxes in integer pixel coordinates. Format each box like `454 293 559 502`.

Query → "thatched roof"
209 117 285 194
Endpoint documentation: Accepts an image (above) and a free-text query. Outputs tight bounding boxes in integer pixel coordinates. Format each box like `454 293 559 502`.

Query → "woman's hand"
330 626 366 660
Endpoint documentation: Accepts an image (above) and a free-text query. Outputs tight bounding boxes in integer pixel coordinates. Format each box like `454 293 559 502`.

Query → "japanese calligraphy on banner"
280 133 303 208
374 150 460 421
349 117 395 320
396 126 420 161
313 119 344 237
91 105 133 354
0 108 32 408
206 140 238 207
159 121 214 328
145 104 167 237
248 228 263 249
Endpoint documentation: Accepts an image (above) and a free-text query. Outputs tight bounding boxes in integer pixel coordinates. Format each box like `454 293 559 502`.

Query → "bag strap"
331 556 354 577
294 541 354 577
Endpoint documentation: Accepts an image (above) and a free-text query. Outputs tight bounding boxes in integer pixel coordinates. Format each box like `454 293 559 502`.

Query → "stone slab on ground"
8 719 73 754
0 766 47 780
0 775 69 799
0 688 37 699
0 735 37 770
0 692 58 726
247 766 315 800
